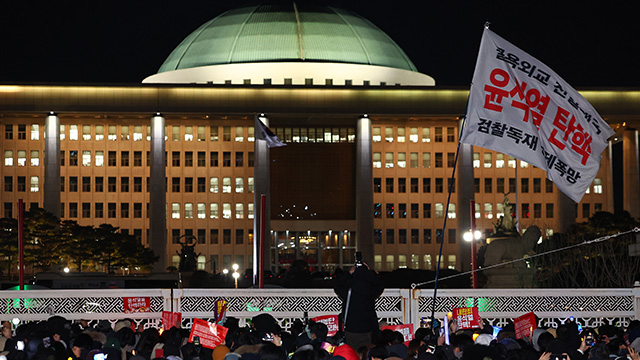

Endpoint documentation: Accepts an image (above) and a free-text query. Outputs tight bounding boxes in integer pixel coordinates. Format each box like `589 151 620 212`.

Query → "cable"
411 227 640 288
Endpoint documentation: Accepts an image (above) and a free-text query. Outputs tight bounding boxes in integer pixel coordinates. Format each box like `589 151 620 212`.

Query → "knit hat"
212 345 230 360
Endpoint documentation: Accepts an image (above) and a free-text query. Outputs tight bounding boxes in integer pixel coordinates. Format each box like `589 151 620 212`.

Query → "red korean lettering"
483 68 510 112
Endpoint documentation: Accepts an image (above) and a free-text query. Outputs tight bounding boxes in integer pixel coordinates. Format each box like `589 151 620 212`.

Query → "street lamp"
232 271 240 289
468 200 481 289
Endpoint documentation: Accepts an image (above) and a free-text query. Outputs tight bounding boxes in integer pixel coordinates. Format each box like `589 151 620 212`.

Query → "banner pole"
259 194 266 289
18 199 24 290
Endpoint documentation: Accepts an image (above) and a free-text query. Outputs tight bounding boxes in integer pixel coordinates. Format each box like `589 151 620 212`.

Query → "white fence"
2 287 639 330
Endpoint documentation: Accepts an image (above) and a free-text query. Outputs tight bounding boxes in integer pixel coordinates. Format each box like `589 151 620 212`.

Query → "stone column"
149 113 167 272
355 116 374 265
457 119 474 273
43 112 60 219
254 115 272 279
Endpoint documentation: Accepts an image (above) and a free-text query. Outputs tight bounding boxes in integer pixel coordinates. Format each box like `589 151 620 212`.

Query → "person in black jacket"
334 253 384 351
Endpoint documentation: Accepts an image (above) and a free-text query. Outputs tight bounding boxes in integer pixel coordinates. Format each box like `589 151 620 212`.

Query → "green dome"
158 3 419 73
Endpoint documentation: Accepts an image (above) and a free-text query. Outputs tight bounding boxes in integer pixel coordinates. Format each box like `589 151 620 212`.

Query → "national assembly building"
1 3 638 276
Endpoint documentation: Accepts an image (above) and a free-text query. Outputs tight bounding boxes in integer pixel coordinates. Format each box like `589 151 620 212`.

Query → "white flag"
460 28 614 203
255 115 286 148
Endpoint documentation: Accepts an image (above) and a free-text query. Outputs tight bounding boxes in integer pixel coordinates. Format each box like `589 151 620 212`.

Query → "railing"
2 287 639 330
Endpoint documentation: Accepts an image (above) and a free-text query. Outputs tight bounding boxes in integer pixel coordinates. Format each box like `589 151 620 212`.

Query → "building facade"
1 3 638 276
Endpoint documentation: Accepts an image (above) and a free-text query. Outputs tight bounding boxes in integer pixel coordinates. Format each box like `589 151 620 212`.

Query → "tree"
0 217 18 277
60 220 98 272
534 211 640 288
23 208 63 271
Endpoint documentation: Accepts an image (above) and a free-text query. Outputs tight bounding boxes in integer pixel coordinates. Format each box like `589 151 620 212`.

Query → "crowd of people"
2 312 640 360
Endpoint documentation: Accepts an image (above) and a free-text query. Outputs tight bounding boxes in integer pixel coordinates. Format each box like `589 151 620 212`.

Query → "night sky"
1 1 637 87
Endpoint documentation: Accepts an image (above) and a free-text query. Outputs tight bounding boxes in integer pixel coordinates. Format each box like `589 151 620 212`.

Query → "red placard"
381 324 414 344
123 297 151 313
189 318 229 349
312 315 340 336
452 307 480 329
514 312 537 340
162 311 183 330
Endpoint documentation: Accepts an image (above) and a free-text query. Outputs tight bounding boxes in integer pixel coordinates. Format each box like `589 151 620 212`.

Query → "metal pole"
18 199 24 290
259 194 266 289
470 200 478 289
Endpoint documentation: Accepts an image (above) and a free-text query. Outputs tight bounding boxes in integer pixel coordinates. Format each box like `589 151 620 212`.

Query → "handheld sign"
162 311 182 330
452 307 481 330
214 300 228 323
312 315 340 336
189 318 228 349
123 297 151 313
382 324 414 345
514 312 537 340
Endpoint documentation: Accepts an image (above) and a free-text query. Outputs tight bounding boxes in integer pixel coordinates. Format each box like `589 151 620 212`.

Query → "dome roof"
158 3 419 74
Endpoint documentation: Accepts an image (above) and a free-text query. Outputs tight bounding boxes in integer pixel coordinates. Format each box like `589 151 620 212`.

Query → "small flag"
460 27 614 203
255 115 286 148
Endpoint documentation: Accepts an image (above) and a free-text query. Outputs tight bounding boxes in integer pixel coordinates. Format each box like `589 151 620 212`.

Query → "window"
95 151 104 167
397 127 405 142
435 203 444 218
484 153 492 168
248 203 254 219
30 176 39 192
82 177 91 192
434 153 443 168
593 178 602 193
521 203 530 218
409 152 419 168
171 177 180 192
410 178 419 193
210 126 218 141
69 203 78 218
447 152 455 167
546 203 554 218
196 177 206 193
447 203 456 219
422 127 431 142
484 178 492 193
521 178 529 193
373 178 381 193
185 151 193 166
397 152 406 168
374 229 382 244
4 176 12 192
374 203 382 218
5 124 12 139
210 177 218 193
134 151 142 166
107 203 116 218
210 229 219 244
496 153 504 168
248 152 254 167
435 178 443 193
223 177 231 193
546 178 554 193
534 203 542 218
385 127 393 142
197 126 206 141
121 177 129 192
398 178 406 193
235 126 244 142
497 178 505 193
223 203 231 219
235 152 244 167
509 178 516 193
185 177 193 192
29 124 39 140
411 203 419 218
447 254 457 269
18 124 26 140
223 152 231 167
223 229 231 244
30 150 40 166
210 203 219 219
386 229 395 244
385 178 394 192
184 126 193 141
121 126 129 140
18 150 27 166
473 153 480 168
434 127 442 142
385 153 394 168
178 203 192 219
583 203 590 218
235 203 244 219
447 127 455 142
372 152 381 168
533 178 541 193
235 178 244 193
96 177 103 192
386 203 394 218
210 151 218 167
134 177 142 192
172 152 180 166
372 127 381 142
95 125 104 140
95 203 104 218
17 176 26 192
4 150 13 166
398 203 407 218
69 177 78 192
223 126 231 141
423 178 431 193
484 203 493 219
197 152 206 167
409 127 418 143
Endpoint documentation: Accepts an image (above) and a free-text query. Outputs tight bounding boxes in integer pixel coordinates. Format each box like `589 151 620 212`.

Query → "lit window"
223 203 231 219
95 125 104 140
235 126 243 142
496 203 505 219
30 176 39 192
171 203 180 219
210 177 218 193
30 150 39 166
423 254 432 270
386 255 395 271
82 151 91 166
121 126 130 140
473 152 480 168
4 150 13 166
385 153 394 168
235 203 244 219
475 202 481 219
372 127 381 142
496 153 504 168
397 152 406 168
133 126 143 141
398 255 407 268
69 125 78 140
248 126 255 142
248 177 254 193
235 177 244 193
172 126 180 141
423 153 431 168
520 160 529 168
447 203 456 219
385 127 393 142
210 203 219 219
397 127 405 143
374 255 382 271
372 152 381 168
422 127 431 142
483 153 492 168
409 127 418 143
31 124 40 140
82 125 91 140
59 125 65 140
108 125 117 141
484 203 493 219
447 255 457 270
248 203 254 219
197 126 206 141
435 203 444 218
410 152 418 168
185 203 193 219
593 178 602 194
185 126 193 141
18 150 26 166
95 151 104 167
197 203 206 219
222 177 231 193
508 156 516 168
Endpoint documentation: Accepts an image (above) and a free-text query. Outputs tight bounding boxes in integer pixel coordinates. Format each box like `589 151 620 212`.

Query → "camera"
355 251 363 267
550 354 567 360
16 341 25 351
93 353 107 360
584 334 595 346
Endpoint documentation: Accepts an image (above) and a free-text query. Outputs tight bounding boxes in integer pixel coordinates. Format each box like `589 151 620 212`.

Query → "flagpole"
429 112 470 330
515 162 520 233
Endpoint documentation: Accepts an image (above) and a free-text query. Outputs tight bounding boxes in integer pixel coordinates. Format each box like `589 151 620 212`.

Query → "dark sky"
1 1 637 87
